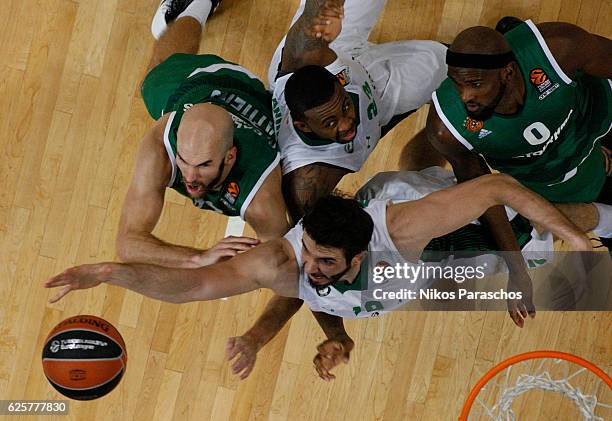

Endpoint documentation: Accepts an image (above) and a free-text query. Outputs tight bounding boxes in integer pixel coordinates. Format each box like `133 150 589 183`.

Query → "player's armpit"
282 163 349 223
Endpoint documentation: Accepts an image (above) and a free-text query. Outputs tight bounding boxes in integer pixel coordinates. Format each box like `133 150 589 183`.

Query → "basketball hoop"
460 350 611 420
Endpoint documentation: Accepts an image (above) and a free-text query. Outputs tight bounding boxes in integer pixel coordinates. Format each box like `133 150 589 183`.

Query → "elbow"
115 236 132 263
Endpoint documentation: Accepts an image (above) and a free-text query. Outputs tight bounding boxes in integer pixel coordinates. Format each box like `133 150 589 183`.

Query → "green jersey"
432 20 611 202
141 54 279 217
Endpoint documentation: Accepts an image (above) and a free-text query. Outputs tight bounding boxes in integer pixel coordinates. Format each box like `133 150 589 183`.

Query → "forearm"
101 262 206 303
282 0 338 71
242 296 304 350
117 231 203 268
312 311 351 342
494 176 588 247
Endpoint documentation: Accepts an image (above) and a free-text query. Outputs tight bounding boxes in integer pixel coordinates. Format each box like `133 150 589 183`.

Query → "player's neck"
494 72 525 115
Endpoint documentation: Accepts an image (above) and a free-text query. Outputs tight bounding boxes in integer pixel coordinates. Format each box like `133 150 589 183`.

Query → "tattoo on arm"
282 164 348 223
282 0 337 71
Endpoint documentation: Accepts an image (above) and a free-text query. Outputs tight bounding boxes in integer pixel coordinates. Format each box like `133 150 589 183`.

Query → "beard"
183 159 226 199
307 264 352 289
465 82 506 120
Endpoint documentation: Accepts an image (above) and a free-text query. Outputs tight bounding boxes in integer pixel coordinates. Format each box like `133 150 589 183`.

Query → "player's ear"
351 251 367 267
225 145 238 163
293 120 312 133
501 62 515 81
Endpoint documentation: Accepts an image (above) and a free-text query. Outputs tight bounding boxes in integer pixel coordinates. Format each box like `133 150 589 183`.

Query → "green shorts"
520 148 606 203
141 53 236 119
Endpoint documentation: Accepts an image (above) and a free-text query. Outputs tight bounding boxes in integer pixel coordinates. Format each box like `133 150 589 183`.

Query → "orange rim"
459 350 612 421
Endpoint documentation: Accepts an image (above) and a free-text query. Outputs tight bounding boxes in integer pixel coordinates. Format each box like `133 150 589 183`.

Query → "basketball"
41 315 127 400
529 68 547 85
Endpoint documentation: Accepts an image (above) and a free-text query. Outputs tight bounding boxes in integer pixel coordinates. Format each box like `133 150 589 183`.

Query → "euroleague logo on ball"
529 68 548 86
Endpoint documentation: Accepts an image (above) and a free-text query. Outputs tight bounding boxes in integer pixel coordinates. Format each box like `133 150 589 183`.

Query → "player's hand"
193 236 260 267
44 263 111 303
226 334 262 380
305 1 343 43
313 336 354 381
507 268 535 328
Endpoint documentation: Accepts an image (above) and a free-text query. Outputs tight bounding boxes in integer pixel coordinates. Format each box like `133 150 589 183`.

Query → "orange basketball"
529 69 547 85
42 315 127 400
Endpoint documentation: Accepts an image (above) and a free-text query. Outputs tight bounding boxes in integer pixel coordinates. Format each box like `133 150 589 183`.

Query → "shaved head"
177 103 234 160
450 26 511 55
174 103 237 199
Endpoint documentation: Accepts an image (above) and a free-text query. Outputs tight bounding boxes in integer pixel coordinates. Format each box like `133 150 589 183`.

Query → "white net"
465 356 611 421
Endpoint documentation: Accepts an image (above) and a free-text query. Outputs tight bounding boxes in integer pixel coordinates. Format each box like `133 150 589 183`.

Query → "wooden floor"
1 0 611 420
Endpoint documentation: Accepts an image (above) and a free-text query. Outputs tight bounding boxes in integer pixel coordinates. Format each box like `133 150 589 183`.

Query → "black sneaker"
495 16 524 34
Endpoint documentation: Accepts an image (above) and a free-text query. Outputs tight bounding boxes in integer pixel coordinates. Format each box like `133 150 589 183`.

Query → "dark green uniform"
433 20 611 202
141 54 279 217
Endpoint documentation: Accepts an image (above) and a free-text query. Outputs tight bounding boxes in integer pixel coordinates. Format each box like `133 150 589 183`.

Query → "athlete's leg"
147 0 220 72
147 17 202 72
267 0 387 89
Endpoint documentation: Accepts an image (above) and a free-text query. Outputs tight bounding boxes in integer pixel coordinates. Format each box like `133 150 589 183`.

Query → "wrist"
242 329 266 352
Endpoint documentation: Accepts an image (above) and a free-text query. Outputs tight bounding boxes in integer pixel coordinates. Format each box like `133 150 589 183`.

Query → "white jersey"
356 168 554 270
273 54 384 174
283 200 432 318
269 0 448 175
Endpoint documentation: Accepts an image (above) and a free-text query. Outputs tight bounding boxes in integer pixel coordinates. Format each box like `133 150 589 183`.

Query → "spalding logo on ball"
42 315 127 400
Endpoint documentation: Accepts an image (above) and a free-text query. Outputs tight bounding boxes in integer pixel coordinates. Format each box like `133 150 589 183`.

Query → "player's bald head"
450 26 511 56
177 103 234 158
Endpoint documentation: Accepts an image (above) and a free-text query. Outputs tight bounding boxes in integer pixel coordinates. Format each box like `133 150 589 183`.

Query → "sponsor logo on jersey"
316 286 332 297
477 128 493 139
344 141 354 154
464 117 484 132
335 68 351 86
529 68 560 100
222 181 240 207
227 182 240 198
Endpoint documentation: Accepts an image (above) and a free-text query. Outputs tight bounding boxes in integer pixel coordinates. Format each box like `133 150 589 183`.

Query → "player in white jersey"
270 0 447 220
45 174 595 380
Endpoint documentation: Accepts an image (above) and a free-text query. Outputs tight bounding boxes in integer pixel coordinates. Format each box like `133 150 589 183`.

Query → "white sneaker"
151 0 222 40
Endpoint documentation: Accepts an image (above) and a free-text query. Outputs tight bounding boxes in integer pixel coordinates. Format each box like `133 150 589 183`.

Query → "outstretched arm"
280 0 344 74
388 173 592 252
44 240 296 303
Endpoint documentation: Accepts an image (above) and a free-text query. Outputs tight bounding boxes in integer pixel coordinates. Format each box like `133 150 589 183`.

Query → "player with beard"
426 21 612 253
116 0 290 268
45 173 596 379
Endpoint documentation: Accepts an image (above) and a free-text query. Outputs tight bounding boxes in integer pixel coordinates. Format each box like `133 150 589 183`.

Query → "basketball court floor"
0 0 610 419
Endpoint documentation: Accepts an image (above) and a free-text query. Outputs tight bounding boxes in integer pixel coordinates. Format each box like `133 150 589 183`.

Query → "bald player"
117 0 289 268
426 20 612 254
